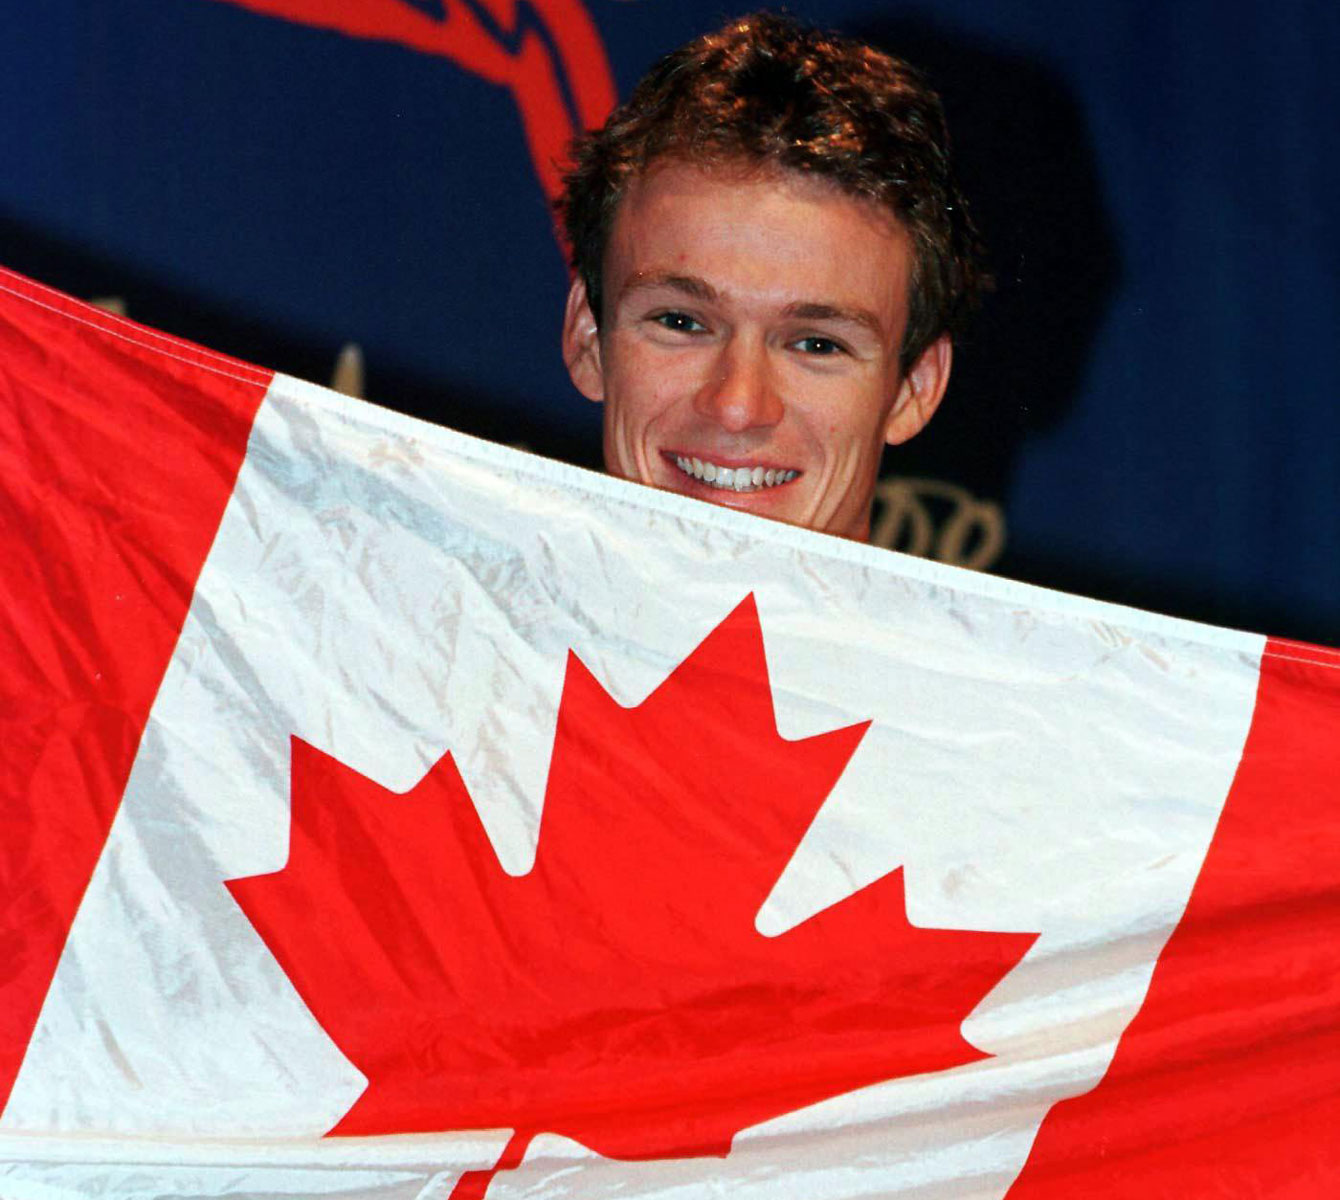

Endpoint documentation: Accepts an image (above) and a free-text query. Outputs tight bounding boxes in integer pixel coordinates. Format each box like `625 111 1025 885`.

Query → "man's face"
563 159 951 541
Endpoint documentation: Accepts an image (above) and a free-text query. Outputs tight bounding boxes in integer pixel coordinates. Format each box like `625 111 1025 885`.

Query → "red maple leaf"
227 595 1036 1196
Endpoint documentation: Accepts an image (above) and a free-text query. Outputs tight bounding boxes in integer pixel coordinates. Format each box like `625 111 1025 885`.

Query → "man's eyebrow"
617 276 886 338
781 301 886 338
619 272 720 304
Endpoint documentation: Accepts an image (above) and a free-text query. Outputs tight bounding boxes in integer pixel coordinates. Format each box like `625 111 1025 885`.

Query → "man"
558 12 986 542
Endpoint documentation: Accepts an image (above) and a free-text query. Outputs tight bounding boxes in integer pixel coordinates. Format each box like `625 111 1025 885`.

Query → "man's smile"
663 451 801 493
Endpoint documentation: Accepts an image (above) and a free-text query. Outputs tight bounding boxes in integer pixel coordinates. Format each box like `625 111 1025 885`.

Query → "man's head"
559 12 985 540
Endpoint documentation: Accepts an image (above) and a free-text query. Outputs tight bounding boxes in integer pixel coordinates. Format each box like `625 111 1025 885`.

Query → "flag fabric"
1 264 1338 1199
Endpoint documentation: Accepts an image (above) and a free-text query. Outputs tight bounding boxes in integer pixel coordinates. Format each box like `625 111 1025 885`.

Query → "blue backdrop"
5 0 1337 644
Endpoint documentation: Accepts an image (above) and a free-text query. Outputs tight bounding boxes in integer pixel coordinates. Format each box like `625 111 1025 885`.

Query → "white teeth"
670 456 798 492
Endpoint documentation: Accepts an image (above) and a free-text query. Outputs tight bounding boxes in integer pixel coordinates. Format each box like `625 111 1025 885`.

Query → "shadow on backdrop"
853 16 1119 541
853 18 1338 648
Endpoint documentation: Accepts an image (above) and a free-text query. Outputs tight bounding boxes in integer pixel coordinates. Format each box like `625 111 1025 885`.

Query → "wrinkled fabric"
3 268 1339 1199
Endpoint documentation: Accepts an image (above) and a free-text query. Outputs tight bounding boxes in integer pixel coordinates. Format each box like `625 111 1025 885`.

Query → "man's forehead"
617 153 896 219
603 161 910 332
608 158 909 266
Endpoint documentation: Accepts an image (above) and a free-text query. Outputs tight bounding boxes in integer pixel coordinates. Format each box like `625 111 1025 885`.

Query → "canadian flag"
1 266 1338 1199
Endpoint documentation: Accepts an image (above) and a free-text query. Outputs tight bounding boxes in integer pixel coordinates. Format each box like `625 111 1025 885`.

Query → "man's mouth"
670 454 799 493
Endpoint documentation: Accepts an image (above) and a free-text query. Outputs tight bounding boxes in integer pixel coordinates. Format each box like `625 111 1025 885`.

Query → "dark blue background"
5 0 1337 644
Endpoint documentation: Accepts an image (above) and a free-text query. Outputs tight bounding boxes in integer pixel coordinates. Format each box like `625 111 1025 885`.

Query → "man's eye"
794 335 846 356
652 311 705 334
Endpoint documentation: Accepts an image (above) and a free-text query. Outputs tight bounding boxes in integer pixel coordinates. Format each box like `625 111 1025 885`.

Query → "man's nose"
692 336 784 432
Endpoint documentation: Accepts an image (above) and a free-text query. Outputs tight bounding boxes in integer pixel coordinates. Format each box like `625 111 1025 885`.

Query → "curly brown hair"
557 11 987 371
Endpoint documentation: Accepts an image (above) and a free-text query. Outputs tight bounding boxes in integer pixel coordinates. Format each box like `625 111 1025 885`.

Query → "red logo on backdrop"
215 0 617 219
229 596 1037 1196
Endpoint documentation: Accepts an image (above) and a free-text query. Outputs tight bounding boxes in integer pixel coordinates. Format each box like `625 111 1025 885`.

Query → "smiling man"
558 12 986 541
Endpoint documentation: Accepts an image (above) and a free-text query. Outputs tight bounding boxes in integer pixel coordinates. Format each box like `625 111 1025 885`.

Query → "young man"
559 12 985 542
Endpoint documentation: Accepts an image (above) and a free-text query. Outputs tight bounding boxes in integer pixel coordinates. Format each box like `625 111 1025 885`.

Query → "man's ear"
884 333 952 445
562 277 605 403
